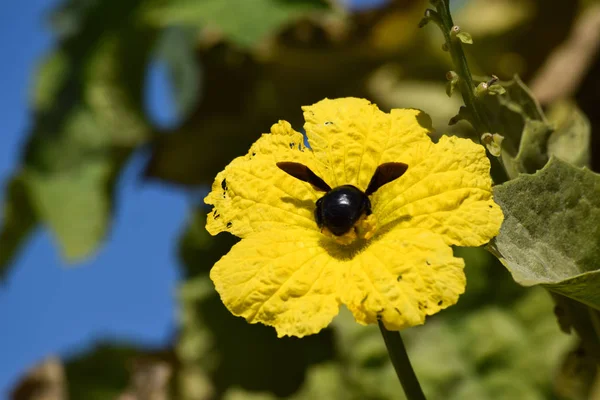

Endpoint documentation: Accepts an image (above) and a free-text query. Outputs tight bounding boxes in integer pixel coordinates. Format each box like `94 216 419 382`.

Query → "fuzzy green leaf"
480 75 546 150
492 158 600 309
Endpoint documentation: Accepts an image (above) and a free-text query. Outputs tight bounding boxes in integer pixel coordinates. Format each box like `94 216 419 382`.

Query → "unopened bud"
418 9 434 28
446 71 459 97
449 25 473 44
481 133 504 157
475 82 489 97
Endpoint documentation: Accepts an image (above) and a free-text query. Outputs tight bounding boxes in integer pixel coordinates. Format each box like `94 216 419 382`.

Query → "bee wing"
276 162 332 192
365 162 408 196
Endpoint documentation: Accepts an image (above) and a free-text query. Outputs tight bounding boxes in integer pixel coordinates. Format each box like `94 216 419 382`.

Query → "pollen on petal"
322 226 358 246
356 213 377 240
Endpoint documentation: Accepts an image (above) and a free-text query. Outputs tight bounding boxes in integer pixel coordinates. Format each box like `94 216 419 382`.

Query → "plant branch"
430 0 490 134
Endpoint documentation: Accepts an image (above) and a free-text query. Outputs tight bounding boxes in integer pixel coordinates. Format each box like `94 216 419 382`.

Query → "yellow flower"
205 97 503 338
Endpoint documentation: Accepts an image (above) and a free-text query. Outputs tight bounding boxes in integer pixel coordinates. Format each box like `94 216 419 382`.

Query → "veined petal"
372 135 503 247
210 227 341 338
205 121 328 238
338 228 465 330
303 97 433 189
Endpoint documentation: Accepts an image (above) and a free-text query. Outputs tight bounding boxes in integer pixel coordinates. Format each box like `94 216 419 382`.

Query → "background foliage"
3 0 600 398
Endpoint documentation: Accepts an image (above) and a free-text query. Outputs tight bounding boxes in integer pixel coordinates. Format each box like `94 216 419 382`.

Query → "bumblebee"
277 161 408 237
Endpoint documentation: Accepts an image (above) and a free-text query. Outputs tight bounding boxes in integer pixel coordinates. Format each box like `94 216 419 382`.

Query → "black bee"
277 161 408 237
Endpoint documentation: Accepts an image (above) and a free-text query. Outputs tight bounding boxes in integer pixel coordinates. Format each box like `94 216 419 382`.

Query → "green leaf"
23 159 121 261
479 75 555 177
144 44 264 186
487 84 506 95
64 343 174 400
546 100 591 168
65 345 135 400
0 177 38 279
145 0 328 48
480 75 545 144
456 31 473 44
156 26 202 121
510 119 554 175
446 71 459 97
0 0 157 266
492 157 600 309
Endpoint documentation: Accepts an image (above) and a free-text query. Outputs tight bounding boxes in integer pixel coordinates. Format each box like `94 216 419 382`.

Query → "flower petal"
205 121 328 238
303 97 433 189
338 228 465 330
373 135 503 247
210 227 342 338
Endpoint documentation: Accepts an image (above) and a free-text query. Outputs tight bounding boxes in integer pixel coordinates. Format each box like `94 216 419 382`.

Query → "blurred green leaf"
461 308 526 365
456 31 473 44
487 84 506 96
144 43 263 186
23 158 123 260
156 26 203 122
0 0 157 267
480 75 553 178
512 119 554 175
144 117 260 186
65 344 139 400
0 177 38 279
492 158 600 309
145 0 328 48
552 294 600 365
546 100 591 168
65 343 174 400
554 343 598 400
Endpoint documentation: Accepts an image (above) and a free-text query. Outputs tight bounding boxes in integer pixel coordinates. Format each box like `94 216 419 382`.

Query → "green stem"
429 0 509 184
378 321 427 400
432 0 489 135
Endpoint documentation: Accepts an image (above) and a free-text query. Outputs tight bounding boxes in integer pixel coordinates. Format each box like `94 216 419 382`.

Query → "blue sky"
0 0 187 395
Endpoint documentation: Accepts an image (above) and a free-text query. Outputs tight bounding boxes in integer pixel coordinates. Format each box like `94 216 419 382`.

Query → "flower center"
321 213 378 245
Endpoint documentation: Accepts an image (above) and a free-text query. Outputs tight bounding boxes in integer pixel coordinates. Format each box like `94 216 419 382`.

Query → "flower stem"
378 321 427 400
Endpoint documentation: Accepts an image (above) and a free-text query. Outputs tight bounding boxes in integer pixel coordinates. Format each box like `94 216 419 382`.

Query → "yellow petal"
372 135 504 247
210 227 341 338
205 121 329 238
338 228 465 330
303 97 433 190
